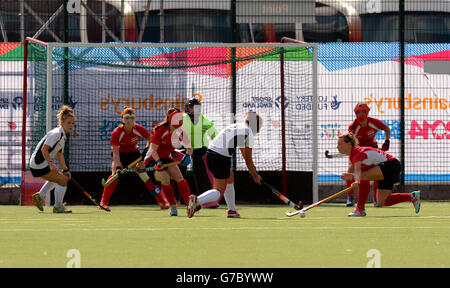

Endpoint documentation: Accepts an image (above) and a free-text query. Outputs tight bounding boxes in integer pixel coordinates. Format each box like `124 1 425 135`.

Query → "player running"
345 102 391 209
100 106 169 210
30 105 75 213
186 111 263 218
141 107 193 216
337 132 421 217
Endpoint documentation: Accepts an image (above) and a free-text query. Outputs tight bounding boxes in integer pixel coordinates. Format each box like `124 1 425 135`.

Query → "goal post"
23 41 318 203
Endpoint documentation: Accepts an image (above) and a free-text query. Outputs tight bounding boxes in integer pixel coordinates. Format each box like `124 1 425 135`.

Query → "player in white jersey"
30 106 75 213
186 111 263 218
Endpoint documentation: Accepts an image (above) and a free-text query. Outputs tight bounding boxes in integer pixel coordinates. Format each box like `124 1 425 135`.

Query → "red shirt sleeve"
368 117 388 130
350 147 368 164
110 126 122 146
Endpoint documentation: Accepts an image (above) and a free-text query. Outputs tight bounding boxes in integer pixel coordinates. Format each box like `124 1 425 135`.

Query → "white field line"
0 225 449 233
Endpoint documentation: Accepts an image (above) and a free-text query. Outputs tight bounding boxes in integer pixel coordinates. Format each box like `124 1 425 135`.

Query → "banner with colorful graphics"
1 43 449 183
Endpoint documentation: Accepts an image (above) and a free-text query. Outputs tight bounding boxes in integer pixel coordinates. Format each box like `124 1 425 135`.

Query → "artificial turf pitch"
0 202 449 268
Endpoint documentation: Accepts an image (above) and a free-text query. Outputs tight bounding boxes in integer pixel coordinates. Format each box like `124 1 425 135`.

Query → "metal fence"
1 1 450 44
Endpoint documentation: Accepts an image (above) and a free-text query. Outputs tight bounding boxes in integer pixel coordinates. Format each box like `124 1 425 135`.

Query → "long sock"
38 181 56 199
162 184 176 205
384 193 412 206
101 175 119 205
54 185 67 207
177 179 191 206
197 189 221 206
346 179 355 198
356 180 370 210
223 183 236 211
145 180 157 195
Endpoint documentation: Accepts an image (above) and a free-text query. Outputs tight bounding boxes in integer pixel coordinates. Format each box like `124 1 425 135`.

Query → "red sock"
346 179 355 198
162 184 176 205
144 180 157 193
384 193 412 206
356 180 370 210
101 175 119 205
177 179 191 206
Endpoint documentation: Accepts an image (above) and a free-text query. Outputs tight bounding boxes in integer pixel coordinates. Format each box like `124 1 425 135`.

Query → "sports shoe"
152 187 170 210
348 206 366 217
411 191 421 214
169 204 178 216
346 197 354 207
373 200 380 207
32 192 44 212
53 205 72 213
227 210 240 218
187 195 198 218
99 200 109 211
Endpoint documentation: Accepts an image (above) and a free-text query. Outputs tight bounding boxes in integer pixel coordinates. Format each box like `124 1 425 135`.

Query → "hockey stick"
101 156 142 187
70 178 111 212
285 186 353 217
102 159 184 187
261 179 303 210
325 150 347 159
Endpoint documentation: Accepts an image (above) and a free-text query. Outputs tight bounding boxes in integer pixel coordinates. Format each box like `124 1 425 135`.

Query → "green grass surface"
1 202 449 268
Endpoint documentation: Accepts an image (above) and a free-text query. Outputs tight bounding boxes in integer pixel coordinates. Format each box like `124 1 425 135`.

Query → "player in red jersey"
345 102 391 209
100 106 169 210
337 132 420 216
141 107 193 216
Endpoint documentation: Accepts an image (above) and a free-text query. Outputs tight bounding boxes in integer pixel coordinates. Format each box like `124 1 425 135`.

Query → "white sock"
54 185 67 207
223 183 236 211
39 181 56 199
197 189 221 206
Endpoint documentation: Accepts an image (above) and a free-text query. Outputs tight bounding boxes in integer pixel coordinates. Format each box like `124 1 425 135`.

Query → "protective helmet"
167 108 183 129
354 102 370 122
184 98 201 114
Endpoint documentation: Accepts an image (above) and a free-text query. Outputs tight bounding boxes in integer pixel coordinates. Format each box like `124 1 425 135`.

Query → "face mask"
168 111 183 129
356 112 367 122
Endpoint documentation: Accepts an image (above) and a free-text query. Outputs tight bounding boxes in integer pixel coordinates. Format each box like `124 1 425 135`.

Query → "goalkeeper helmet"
354 102 370 122
184 98 201 115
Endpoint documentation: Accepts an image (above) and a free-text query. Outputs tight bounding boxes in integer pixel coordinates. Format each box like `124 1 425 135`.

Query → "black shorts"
378 159 401 190
113 151 142 167
206 149 231 180
30 166 51 177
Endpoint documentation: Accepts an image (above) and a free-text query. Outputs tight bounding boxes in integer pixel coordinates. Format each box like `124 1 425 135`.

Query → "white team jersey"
208 123 254 157
29 126 66 169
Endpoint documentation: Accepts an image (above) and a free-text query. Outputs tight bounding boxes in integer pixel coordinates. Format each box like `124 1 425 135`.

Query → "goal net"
24 42 317 178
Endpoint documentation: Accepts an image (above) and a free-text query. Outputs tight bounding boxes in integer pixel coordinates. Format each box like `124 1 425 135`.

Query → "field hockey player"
337 132 421 217
100 106 169 210
30 106 75 213
141 108 193 216
186 111 263 218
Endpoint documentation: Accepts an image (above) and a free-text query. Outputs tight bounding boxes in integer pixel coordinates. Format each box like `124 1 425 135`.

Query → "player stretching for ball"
30 105 75 213
345 102 391 210
337 132 420 217
140 108 193 216
100 106 169 210
186 111 263 218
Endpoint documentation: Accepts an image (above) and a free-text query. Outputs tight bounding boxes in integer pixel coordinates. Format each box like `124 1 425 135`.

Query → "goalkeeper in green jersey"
181 98 220 208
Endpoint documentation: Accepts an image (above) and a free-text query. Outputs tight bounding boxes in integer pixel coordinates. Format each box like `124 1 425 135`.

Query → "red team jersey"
110 123 151 153
348 117 388 148
150 125 190 159
350 146 396 171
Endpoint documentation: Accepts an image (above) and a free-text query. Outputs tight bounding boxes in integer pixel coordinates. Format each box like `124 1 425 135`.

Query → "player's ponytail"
57 105 75 125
